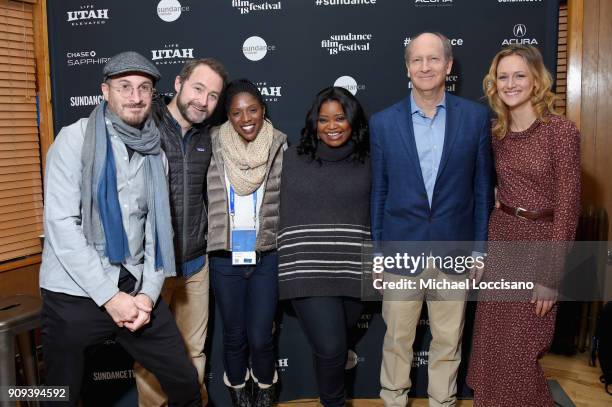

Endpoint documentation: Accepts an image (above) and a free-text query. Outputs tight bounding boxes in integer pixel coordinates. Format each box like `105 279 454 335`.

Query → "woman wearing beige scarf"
206 79 287 407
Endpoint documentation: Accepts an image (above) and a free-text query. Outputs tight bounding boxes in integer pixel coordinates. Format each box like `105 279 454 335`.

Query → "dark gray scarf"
81 102 175 277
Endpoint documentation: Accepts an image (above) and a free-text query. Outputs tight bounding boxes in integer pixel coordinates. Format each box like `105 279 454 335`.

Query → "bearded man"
134 58 227 407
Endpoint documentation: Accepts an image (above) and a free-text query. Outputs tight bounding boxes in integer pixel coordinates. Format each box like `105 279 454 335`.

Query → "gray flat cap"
103 51 161 82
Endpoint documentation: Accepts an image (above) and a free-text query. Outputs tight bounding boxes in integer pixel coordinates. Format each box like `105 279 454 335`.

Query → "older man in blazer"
370 32 493 406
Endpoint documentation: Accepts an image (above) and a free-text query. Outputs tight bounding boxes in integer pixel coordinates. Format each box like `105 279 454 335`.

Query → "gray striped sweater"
278 144 370 299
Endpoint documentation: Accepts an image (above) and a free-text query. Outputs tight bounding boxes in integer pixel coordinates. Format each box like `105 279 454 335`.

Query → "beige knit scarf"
219 119 274 195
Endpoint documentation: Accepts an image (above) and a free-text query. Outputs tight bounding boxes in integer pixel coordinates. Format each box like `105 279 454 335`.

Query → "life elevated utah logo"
231 0 282 14
255 81 282 103
151 44 194 65
501 24 539 46
321 33 372 55
276 358 288 372
66 4 109 26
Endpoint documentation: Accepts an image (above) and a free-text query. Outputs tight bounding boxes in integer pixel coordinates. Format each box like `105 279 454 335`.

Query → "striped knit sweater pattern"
278 144 370 299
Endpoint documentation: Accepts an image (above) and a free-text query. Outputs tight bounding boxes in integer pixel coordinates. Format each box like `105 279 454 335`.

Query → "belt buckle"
515 206 528 220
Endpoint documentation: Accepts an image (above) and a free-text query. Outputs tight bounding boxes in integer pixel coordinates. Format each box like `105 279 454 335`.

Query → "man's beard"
176 88 208 125
108 101 150 129
121 103 149 128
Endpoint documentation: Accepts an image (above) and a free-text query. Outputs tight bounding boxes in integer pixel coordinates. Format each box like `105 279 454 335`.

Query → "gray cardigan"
206 125 287 252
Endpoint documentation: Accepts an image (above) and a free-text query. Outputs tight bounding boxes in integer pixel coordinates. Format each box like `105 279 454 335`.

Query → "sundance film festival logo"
66 50 109 67
403 36 464 48
413 350 429 368
255 81 282 103
157 0 190 22
357 313 372 329
321 33 372 55
334 75 365 95
414 0 453 7
445 74 459 93
502 24 538 45
66 5 108 26
70 95 104 107
92 369 135 381
315 0 377 6
403 35 463 93
242 36 276 61
151 44 194 65
232 0 282 14
408 74 459 93
345 350 365 370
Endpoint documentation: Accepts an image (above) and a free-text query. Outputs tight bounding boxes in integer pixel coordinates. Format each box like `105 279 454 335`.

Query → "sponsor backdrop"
46 0 559 405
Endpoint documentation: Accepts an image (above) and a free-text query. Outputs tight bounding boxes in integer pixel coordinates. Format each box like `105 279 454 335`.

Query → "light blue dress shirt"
410 92 446 207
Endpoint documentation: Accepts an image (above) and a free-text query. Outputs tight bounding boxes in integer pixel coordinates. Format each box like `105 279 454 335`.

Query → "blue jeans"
210 251 278 386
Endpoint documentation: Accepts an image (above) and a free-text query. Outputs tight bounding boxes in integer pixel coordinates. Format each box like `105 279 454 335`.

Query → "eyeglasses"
109 83 154 98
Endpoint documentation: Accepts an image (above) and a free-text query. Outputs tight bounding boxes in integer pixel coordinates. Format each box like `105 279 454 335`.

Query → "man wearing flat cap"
39 51 202 406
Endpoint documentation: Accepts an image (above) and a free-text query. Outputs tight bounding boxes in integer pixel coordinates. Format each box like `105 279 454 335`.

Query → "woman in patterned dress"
467 45 581 406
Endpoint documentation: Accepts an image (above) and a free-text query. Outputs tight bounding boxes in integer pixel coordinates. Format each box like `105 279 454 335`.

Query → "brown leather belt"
499 202 554 221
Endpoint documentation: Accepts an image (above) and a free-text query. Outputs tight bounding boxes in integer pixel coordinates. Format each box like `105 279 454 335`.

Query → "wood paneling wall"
0 0 52 297
567 0 612 241
0 262 40 297
556 4 568 115
0 0 44 263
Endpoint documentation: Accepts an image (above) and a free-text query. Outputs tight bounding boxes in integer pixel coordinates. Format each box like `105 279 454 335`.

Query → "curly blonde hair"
483 45 558 139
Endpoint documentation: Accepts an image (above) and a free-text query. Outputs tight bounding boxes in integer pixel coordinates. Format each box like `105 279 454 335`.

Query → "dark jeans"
292 296 363 407
41 271 201 407
210 251 278 386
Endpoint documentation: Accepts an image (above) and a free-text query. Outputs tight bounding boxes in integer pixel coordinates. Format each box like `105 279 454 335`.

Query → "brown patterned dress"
467 115 581 407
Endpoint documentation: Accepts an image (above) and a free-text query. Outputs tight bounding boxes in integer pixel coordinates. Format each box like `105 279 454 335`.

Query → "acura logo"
513 24 527 37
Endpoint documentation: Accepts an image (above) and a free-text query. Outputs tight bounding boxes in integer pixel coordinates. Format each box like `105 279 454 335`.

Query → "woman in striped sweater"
278 86 370 407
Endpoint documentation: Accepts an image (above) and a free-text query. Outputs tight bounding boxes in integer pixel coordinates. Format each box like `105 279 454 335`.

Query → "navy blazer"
369 92 494 253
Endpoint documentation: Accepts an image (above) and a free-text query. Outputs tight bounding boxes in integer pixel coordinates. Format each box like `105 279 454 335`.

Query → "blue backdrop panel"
45 0 560 405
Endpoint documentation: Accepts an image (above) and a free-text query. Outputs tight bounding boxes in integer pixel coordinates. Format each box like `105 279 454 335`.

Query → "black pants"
41 273 201 407
291 296 363 407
